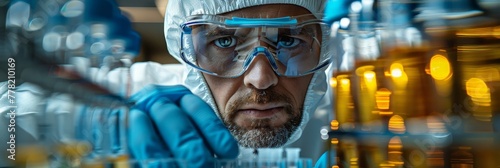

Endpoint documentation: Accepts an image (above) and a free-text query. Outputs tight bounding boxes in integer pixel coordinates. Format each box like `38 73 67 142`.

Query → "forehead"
220 4 313 18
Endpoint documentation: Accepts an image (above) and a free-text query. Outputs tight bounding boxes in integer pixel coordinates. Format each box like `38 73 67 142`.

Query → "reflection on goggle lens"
180 14 330 78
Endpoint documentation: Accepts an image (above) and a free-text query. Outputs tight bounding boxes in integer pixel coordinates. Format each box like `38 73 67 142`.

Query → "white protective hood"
164 0 331 146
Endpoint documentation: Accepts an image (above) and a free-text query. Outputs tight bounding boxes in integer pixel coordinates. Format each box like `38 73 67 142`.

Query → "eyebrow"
204 26 236 37
299 25 322 37
276 26 317 37
201 24 319 38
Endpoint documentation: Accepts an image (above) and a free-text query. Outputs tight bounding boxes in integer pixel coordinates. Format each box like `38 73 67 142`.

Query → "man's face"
202 4 316 148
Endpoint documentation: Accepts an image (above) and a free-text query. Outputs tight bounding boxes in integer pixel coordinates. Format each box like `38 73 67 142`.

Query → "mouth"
237 104 285 119
239 107 284 119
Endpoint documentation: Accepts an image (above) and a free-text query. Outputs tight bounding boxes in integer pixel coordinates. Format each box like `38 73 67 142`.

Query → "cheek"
282 75 313 106
203 74 313 115
202 74 241 113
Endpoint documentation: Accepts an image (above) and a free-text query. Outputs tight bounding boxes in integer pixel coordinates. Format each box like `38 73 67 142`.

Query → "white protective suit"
163 0 334 160
0 0 335 165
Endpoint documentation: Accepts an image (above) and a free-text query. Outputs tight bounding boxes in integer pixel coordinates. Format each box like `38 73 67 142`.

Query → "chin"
228 120 299 148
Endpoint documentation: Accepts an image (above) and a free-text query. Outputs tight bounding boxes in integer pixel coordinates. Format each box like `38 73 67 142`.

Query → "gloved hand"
128 85 239 167
314 152 330 168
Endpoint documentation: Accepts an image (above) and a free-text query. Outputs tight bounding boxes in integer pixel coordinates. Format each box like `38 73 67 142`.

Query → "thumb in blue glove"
128 85 239 167
315 152 331 168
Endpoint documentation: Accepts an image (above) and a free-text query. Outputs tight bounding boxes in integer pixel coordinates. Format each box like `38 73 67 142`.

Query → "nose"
243 53 278 90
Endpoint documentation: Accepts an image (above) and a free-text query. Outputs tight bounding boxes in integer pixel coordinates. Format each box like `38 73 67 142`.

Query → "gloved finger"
131 85 191 110
147 97 215 168
108 109 120 154
128 108 172 162
314 152 330 168
179 94 239 159
108 108 128 155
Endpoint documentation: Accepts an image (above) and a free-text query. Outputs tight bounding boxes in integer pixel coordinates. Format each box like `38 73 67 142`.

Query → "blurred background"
113 0 175 64
1 0 500 167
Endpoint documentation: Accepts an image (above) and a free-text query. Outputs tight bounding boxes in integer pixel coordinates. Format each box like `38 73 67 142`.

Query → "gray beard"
224 103 303 148
221 89 303 148
226 118 300 148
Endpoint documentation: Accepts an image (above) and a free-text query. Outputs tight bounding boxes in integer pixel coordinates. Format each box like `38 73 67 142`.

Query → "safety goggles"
179 14 330 78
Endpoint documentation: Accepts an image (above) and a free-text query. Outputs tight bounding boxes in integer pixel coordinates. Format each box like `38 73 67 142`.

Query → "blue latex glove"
128 85 239 167
315 152 333 168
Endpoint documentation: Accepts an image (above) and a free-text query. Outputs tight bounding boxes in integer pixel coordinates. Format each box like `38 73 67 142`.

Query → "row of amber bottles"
328 0 500 167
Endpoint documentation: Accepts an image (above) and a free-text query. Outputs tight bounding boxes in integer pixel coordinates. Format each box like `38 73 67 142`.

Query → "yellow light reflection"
375 88 391 110
350 158 359 168
430 54 452 80
494 26 500 38
331 120 339 130
331 138 339 145
388 136 402 150
465 78 491 106
363 70 378 92
379 111 394 115
428 50 453 97
379 162 396 168
390 64 403 78
363 70 378 113
427 116 448 134
388 136 404 166
330 77 337 88
388 115 406 134
355 65 374 76
390 63 408 89
364 71 376 80
335 74 355 128
340 78 350 88
465 77 493 121
356 65 380 124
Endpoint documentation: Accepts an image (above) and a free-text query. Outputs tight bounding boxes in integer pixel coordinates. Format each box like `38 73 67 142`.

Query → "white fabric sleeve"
106 61 186 97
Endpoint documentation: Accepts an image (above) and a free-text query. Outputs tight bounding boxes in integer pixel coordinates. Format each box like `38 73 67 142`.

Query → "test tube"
286 148 300 163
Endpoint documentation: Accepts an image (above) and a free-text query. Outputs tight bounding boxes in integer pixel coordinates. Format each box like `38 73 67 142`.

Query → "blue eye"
278 36 300 48
214 37 236 48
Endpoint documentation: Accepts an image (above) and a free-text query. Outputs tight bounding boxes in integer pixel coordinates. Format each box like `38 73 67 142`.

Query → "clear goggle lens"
180 14 330 78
